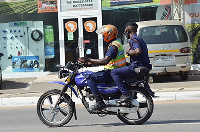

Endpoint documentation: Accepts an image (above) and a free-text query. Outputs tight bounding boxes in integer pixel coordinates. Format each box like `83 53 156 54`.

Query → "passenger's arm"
127 48 141 56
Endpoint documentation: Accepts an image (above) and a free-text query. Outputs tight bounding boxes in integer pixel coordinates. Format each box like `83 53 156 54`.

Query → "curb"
0 91 200 107
153 91 200 101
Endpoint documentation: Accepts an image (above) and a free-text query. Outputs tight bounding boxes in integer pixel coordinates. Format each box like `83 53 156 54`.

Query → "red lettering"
195 12 199 17
189 13 199 18
189 13 194 18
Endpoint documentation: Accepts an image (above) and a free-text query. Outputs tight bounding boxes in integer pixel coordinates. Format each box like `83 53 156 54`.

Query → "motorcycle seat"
134 66 150 76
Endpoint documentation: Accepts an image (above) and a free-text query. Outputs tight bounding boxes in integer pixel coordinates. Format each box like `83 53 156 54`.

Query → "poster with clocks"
0 21 45 72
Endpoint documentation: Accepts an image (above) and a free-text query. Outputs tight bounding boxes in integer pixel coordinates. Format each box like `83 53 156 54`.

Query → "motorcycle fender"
49 81 65 85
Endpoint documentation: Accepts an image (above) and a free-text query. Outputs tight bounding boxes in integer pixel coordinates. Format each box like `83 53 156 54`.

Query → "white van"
126 20 192 80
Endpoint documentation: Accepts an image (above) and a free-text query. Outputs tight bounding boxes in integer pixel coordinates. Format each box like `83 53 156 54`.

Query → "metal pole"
182 0 185 25
171 0 174 20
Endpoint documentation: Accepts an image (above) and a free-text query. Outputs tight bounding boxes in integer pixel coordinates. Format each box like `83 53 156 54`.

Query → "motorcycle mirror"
86 49 91 55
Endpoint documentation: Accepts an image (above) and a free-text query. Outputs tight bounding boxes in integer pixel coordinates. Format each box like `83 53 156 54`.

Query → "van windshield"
138 25 188 44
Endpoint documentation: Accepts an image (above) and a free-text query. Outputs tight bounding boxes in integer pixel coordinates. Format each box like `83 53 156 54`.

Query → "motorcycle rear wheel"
37 89 74 127
117 87 154 125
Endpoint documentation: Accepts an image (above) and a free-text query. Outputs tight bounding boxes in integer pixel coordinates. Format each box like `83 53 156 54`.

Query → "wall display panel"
0 21 45 72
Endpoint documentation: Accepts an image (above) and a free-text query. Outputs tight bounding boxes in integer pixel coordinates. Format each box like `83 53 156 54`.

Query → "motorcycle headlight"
59 70 69 79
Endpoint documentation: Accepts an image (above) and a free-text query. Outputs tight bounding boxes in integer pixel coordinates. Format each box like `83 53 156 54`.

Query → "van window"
138 25 188 44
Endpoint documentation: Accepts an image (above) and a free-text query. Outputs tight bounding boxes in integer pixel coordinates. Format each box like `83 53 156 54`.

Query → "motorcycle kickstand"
72 102 77 120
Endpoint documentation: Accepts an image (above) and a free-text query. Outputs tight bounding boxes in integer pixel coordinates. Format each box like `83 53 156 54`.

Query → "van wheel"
180 72 188 80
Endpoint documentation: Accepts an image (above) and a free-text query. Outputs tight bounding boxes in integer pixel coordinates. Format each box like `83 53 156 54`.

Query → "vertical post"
171 0 174 20
182 0 185 25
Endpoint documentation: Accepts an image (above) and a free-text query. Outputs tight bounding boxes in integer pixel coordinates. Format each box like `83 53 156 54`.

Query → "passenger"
78 25 126 110
110 22 152 103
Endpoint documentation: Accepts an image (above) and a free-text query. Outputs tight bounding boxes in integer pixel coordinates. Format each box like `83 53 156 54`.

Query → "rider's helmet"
96 25 118 42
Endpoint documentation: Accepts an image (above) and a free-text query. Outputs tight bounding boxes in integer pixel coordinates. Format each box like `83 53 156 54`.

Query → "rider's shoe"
120 93 132 103
92 95 106 111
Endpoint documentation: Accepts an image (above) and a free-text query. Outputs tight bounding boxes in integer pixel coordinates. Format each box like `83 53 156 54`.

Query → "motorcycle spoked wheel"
37 89 74 127
117 87 154 125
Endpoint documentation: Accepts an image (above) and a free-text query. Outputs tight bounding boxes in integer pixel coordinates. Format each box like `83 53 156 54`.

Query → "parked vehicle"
37 61 154 127
137 20 191 81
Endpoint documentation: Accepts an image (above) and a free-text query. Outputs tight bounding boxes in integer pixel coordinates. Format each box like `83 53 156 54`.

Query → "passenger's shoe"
120 93 132 103
91 95 106 111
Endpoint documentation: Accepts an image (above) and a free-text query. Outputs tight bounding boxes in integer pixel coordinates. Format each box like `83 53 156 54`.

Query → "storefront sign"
157 4 200 24
60 0 99 12
110 0 153 6
8 21 33 27
38 0 58 13
160 0 200 5
12 56 40 72
185 4 200 24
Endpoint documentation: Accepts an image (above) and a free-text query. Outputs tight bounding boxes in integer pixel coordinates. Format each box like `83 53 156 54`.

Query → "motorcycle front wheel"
117 87 154 125
37 89 74 127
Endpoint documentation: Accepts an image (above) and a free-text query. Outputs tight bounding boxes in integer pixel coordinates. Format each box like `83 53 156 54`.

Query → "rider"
78 25 126 110
110 22 153 103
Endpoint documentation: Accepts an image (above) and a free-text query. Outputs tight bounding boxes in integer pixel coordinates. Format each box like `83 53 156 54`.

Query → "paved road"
0 101 200 132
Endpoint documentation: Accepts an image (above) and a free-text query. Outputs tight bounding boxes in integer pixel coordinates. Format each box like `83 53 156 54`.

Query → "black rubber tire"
117 87 154 125
0 73 2 89
31 29 43 41
180 72 188 80
37 89 74 127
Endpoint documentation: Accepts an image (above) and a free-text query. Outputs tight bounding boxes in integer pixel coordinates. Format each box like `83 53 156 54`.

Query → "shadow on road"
152 74 200 83
147 119 200 125
1 77 36 90
1 80 29 90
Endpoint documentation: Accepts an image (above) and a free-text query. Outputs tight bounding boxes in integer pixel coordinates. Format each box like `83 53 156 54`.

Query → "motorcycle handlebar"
56 62 87 70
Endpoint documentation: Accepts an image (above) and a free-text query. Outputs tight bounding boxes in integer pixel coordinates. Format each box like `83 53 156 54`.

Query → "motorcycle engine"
85 94 97 110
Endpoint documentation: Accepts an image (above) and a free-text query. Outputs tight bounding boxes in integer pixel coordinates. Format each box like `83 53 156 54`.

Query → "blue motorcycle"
37 61 154 127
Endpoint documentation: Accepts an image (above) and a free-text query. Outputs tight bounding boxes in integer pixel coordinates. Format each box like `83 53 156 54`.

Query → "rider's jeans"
86 70 113 95
110 65 137 95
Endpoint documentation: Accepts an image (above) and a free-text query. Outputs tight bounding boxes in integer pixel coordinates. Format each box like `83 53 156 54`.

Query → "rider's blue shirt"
129 34 152 69
105 44 118 59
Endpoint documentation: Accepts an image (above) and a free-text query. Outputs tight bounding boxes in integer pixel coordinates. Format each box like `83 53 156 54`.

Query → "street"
0 101 199 132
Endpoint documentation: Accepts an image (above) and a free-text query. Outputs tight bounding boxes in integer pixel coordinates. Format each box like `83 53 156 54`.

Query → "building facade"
0 0 199 72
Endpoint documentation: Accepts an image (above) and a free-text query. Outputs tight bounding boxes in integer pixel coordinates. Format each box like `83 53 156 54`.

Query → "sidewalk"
0 71 200 107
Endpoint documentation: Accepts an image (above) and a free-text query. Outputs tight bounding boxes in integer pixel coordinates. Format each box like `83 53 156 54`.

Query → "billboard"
0 0 38 15
38 0 58 13
110 0 153 6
